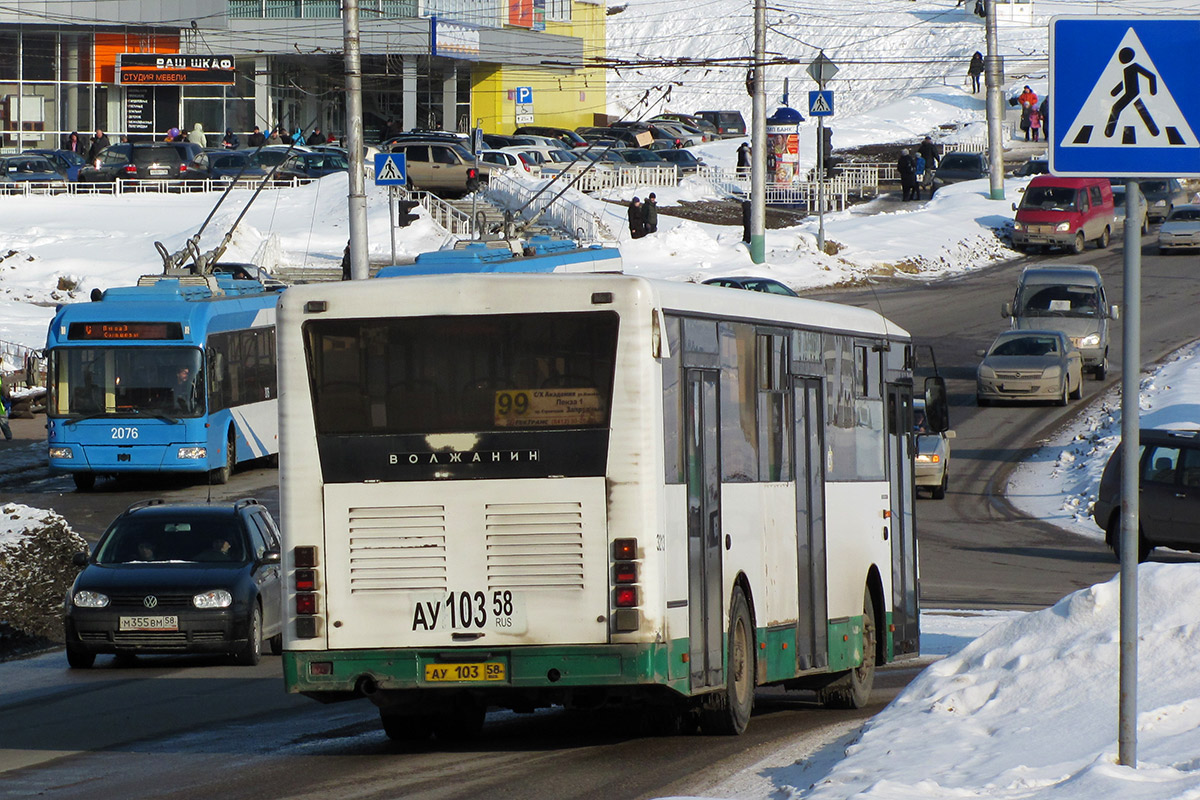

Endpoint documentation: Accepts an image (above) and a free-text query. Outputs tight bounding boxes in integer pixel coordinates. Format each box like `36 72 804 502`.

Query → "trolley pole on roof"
749 0 766 264
344 0 370 280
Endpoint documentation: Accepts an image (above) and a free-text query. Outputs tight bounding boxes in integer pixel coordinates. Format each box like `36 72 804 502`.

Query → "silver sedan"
976 330 1083 406
1158 204 1200 253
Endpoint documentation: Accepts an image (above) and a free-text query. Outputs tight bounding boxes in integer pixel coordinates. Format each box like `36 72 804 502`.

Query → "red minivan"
1012 175 1115 254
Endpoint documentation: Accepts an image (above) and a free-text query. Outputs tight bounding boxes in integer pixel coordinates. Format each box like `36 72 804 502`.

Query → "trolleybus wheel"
818 588 877 709
702 586 754 735
72 472 96 492
381 711 433 742
432 695 486 741
210 431 235 485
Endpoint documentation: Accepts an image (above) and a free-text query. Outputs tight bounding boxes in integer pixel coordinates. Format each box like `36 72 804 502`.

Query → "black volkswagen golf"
64 499 283 668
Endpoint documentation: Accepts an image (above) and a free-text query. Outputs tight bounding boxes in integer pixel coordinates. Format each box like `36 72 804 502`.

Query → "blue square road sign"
1050 16 1200 177
374 153 407 185
808 90 834 117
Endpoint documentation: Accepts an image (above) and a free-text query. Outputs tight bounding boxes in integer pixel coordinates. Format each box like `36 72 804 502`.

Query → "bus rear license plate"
119 615 179 631
424 662 506 682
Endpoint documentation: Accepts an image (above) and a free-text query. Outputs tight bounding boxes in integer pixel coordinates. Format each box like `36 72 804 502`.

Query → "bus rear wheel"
381 711 433 743
702 586 754 735
818 588 877 709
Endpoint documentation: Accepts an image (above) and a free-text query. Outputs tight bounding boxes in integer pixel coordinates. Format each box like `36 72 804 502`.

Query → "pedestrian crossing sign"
808 90 834 117
374 153 407 185
1050 17 1200 177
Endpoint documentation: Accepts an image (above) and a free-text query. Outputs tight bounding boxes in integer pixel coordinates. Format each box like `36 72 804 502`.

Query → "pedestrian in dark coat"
643 193 659 234
1039 96 1050 137
247 126 266 148
222 128 239 149
918 136 939 191
968 52 984 94
628 197 646 239
63 131 84 154
307 128 325 146
736 142 751 176
86 129 110 164
897 149 918 201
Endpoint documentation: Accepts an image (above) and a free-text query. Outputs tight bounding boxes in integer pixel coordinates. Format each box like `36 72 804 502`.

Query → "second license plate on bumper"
424 662 506 682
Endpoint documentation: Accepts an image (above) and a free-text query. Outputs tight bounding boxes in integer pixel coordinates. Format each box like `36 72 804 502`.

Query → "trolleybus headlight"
915 453 940 464
73 590 109 608
193 589 233 609
48 446 73 459
177 446 207 460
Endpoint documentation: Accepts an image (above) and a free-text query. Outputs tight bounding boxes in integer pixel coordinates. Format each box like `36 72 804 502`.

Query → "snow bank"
0 503 88 639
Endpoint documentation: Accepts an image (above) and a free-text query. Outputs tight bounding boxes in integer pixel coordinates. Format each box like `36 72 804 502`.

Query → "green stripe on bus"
827 616 865 672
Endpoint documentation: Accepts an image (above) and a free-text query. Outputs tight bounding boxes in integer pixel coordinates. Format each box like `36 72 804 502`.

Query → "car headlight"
978 365 996 379
73 590 110 608
915 453 940 464
193 589 233 609
177 446 207 459
49 446 73 459
1042 366 1062 379
1153 199 1166 207
1077 333 1101 348
1013 221 1025 232
1055 221 1071 232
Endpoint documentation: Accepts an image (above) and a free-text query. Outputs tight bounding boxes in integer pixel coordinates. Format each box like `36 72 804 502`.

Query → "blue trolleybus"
45 271 284 490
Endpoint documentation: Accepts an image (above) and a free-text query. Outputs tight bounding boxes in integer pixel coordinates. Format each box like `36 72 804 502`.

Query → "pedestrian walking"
187 122 207 147
86 129 109 164
628 197 646 239
0 372 13 441
1039 96 1050 137
1020 103 1033 141
736 142 751 177
292 128 306 146
918 135 939 192
1028 107 1042 142
63 131 84 154
967 52 984 94
914 154 926 199
898 149 918 201
643 193 659 234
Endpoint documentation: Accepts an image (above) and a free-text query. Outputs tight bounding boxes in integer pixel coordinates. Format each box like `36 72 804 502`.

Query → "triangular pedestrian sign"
377 155 406 182
1062 28 1197 148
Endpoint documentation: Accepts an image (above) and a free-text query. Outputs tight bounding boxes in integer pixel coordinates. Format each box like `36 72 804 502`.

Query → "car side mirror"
1012 202 1018 211
976 349 987 358
1109 304 1120 320
1001 302 1013 318
944 430 957 439
72 551 89 567
260 550 282 565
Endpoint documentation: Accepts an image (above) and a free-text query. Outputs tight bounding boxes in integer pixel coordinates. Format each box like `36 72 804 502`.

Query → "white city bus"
276 273 943 738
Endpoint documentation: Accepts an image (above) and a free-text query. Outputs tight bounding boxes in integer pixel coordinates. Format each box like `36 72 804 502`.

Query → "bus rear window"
304 312 619 435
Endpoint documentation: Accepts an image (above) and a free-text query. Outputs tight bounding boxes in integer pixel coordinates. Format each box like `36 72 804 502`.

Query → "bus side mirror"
923 376 950 434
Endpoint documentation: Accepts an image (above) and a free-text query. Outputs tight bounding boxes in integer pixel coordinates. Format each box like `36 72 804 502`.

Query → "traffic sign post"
808 53 838 252
1050 16 1200 769
1050 17 1200 177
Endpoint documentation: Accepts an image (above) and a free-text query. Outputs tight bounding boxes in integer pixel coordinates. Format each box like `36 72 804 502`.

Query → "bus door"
887 384 919 655
791 377 828 671
685 369 723 689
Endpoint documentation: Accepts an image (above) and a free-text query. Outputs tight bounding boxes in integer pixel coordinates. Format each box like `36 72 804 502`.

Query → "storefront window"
22 33 56 82
0 33 18 81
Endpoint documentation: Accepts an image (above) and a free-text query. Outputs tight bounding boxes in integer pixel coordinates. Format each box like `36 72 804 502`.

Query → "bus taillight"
614 587 638 607
611 539 640 632
612 539 637 560
293 546 321 638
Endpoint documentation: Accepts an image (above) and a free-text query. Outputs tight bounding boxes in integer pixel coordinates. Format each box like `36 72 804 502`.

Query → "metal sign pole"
817 111 825 252
389 185 397 267
1119 178 1142 767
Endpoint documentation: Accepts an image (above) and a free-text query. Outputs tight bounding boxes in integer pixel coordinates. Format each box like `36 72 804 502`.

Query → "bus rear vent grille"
346 505 447 593
485 502 585 591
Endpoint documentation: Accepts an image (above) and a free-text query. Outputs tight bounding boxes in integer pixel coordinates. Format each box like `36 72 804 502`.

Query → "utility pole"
343 0 370 279
750 0 766 264
984 0 1005 200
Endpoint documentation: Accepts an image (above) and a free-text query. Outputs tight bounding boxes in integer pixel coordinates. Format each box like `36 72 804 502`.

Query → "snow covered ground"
4 1 1200 797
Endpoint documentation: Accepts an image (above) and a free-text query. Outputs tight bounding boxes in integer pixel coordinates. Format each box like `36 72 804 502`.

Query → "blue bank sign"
1050 17 1200 177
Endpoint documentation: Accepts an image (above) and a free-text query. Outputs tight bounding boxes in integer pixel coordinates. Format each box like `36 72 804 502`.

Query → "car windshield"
1168 208 1200 222
991 336 1060 357
1141 181 1170 194
48 346 205 418
1018 284 1099 317
93 515 247 564
940 154 977 169
1022 186 1078 210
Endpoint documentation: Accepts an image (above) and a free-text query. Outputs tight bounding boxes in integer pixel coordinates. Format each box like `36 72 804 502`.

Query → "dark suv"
64 498 284 668
78 143 188 183
1093 429 1200 561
